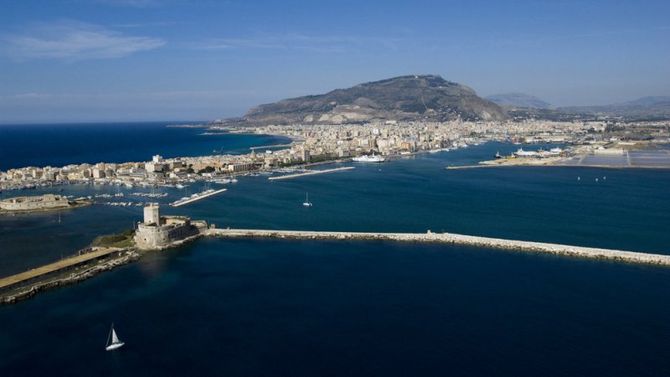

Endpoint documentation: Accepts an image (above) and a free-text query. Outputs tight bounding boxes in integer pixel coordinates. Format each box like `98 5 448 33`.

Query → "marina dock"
268 166 355 181
0 247 125 291
170 188 227 207
206 228 670 266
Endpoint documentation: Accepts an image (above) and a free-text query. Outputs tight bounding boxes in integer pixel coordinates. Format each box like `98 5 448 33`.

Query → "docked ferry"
352 155 385 163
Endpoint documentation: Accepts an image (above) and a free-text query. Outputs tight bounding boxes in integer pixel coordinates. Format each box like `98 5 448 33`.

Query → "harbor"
268 166 355 181
5 221 670 305
170 188 227 207
452 147 670 170
4 1 670 373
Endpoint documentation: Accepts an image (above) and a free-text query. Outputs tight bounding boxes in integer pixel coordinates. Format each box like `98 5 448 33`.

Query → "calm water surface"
0 122 290 170
1 131 669 376
1 239 669 376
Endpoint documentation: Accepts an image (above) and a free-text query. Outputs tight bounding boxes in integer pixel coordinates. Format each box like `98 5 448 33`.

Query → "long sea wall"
206 228 670 266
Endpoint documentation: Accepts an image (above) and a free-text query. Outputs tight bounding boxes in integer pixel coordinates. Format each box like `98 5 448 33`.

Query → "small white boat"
302 193 313 207
105 323 125 351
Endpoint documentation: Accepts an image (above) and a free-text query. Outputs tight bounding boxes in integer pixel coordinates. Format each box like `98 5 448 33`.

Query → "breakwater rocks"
206 229 670 267
1 250 139 305
1 232 203 305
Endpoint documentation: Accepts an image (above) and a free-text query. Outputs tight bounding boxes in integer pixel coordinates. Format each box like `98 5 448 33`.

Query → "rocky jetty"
206 228 670 267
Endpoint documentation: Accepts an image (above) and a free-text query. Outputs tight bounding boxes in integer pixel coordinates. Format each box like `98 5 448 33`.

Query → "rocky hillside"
486 93 551 109
243 75 507 125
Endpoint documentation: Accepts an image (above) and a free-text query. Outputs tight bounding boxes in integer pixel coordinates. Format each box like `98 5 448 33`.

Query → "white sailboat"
302 192 313 207
105 323 125 351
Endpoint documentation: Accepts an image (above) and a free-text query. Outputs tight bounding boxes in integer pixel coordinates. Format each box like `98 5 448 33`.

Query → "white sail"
111 328 120 344
105 324 125 351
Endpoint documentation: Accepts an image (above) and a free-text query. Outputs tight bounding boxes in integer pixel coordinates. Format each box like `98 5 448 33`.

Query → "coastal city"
2 114 670 306
2 119 669 192
3 0 670 375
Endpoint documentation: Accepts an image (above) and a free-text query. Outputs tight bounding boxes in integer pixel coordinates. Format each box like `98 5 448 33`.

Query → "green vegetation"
91 229 135 248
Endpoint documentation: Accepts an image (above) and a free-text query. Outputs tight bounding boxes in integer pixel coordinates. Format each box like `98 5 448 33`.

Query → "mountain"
617 96 670 107
243 75 507 125
486 93 551 109
558 96 670 120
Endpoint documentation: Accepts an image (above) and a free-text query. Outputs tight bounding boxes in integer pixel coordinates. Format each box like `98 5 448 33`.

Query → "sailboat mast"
106 323 113 347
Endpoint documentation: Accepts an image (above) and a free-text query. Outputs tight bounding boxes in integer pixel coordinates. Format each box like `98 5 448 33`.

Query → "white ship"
105 323 125 351
352 154 385 163
212 178 239 185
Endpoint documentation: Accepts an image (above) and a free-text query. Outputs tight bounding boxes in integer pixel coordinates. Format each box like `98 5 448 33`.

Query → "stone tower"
143 203 160 225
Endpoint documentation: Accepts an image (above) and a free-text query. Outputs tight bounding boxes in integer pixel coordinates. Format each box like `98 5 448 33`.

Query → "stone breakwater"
206 229 670 266
1 250 139 305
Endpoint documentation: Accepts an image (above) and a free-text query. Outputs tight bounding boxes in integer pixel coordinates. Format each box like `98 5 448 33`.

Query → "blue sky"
0 0 668 123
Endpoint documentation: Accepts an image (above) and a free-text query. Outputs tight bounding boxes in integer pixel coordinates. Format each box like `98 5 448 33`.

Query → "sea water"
1 125 669 376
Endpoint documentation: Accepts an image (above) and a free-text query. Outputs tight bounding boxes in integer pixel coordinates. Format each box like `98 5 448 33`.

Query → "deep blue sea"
0 122 291 170
1 124 669 376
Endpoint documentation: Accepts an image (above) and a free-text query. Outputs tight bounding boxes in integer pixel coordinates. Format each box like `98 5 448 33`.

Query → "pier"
445 165 497 170
268 166 355 181
0 247 126 291
250 143 293 150
170 188 227 207
206 228 670 266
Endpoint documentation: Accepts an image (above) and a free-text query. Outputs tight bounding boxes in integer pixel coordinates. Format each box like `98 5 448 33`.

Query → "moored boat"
352 155 385 163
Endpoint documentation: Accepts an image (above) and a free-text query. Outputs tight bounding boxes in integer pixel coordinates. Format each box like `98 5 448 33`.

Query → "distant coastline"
0 122 292 171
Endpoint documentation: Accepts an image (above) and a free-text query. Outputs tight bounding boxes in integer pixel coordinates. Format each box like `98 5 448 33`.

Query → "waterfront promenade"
206 228 670 266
